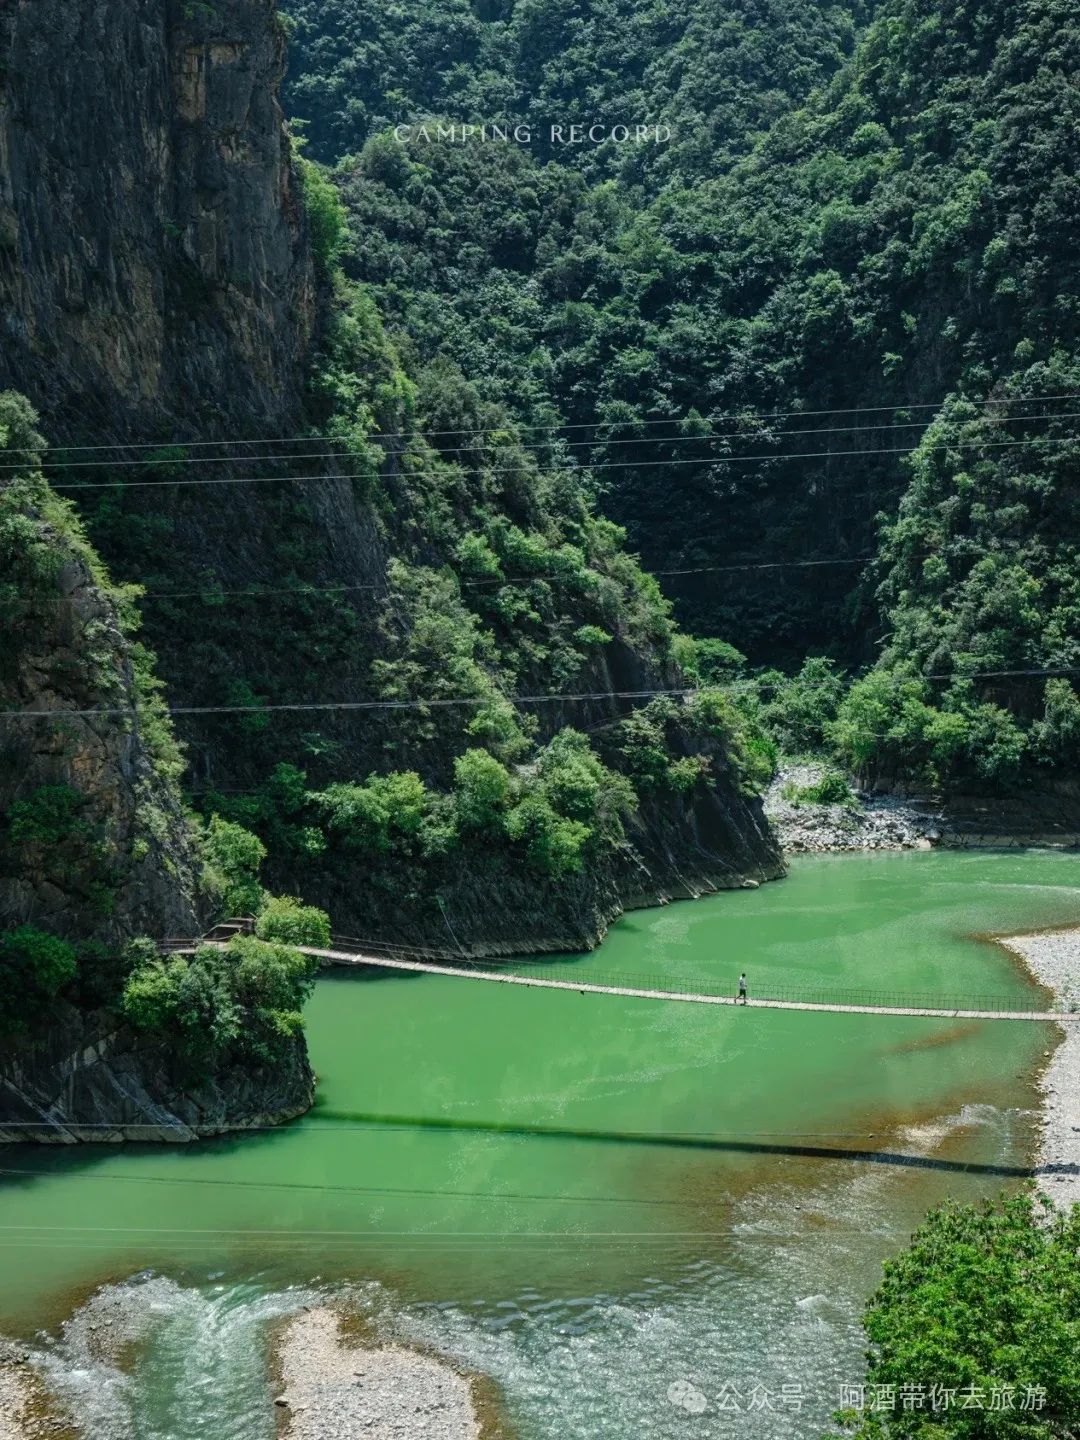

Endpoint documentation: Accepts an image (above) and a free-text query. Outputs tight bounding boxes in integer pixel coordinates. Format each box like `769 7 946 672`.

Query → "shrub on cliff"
0 927 78 1035
312 771 434 854
202 816 267 917
453 749 512 834
121 936 319 1068
255 895 332 948
6 785 88 847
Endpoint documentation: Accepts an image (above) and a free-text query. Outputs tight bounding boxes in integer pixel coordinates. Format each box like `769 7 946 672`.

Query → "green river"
2 850 1078 1438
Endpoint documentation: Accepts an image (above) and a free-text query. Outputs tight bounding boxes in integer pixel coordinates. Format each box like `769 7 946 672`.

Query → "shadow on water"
272 1109 1048 1178
0 1102 1052 1207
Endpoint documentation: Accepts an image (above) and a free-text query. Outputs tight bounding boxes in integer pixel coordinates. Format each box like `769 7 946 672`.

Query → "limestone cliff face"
0 0 783 965
0 0 313 430
0 1001 314 1143
0 417 314 1141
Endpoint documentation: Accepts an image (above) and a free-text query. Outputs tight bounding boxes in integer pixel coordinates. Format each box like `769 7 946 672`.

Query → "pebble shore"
0 1364 30 1440
997 929 1080 1208
764 763 942 853
0 1341 72 1440
274 1306 481 1440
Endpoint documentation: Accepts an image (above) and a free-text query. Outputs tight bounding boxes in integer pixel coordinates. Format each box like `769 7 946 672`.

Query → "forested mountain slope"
286 0 1080 806
283 0 867 181
0 0 781 985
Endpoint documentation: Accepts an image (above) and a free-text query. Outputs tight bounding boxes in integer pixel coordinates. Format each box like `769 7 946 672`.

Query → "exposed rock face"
0 540 201 949
0 1002 314 1143
0 0 314 432
0 426 315 1142
0 0 782 971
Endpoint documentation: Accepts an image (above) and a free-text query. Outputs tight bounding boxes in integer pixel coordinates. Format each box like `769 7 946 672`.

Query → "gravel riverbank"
0 1342 73 1440
997 929 1080 1209
765 763 942 853
0 1363 32 1440
273 1306 481 1440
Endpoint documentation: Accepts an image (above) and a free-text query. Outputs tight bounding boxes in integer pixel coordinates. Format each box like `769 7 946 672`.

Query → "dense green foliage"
255 894 333 947
282 0 1080 796
283 0 865 178
121 935 320 1068
0 395 331 1070
59 156 764 916
837 1192 1080 1437
0 927 78 1035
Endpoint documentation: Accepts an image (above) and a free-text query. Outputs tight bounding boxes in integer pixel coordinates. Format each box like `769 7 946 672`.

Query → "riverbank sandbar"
998 927 1080 1207
274 1306 480 1440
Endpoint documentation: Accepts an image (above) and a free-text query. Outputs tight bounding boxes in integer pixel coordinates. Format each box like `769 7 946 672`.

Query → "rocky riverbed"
273 1306 483 1440
997 928 1080 1209
764 763 942 853
0 1341 73 1440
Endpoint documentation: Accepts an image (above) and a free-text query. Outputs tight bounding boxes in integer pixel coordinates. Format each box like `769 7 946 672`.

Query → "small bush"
506 792 590 878
297 156 347 274
255 895 331 948
0 926 78 1033
453 749 512 834
789 771 858 807
313 771 430 854
6 784 87 847
203 815 267 916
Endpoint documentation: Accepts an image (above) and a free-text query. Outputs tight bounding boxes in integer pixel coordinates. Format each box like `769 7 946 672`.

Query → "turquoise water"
1 850 1078 1438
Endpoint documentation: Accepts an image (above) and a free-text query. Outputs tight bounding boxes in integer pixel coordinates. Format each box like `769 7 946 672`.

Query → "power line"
41 433 1080 491
0 686 693 720
11 553 888 606
2 671 1077 722
8 390 1080 456
12 407 1080 473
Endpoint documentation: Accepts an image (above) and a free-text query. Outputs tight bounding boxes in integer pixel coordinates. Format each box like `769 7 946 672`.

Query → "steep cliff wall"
0 0 783 963
0 0 313 432
0 398 314 1139
0 1001 314 1143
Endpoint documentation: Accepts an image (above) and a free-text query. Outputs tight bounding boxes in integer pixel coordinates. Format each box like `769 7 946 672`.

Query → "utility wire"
2 672 1077 722
7 390 1080 455
40 434 1080 491
11 408 1080 473
12 553 889 606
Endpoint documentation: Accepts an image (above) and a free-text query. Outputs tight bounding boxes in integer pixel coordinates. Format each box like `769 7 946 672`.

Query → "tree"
453 748 512 833
202 815 267 916
836 1192 1080 1439
255 895 332 948
0 927 77 1034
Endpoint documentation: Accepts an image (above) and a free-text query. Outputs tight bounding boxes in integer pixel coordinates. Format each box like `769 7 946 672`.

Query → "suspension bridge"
165 925 1076 1023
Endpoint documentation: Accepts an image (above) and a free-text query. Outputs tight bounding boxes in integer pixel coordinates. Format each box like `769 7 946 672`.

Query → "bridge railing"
321 935 1063 1014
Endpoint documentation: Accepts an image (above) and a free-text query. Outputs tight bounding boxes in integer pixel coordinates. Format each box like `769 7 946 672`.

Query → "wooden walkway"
283 945 1074 1023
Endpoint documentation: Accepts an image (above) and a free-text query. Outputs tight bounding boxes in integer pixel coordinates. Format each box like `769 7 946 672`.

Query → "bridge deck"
291 945 1073 1022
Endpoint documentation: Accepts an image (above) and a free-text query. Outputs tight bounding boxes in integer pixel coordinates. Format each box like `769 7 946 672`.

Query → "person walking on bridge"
737 972 748 1005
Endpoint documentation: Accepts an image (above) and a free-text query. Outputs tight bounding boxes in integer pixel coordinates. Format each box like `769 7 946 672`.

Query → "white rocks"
764 763 942 854
0 1346 68 1440
998 928 1080 1209
273 1307 480 1440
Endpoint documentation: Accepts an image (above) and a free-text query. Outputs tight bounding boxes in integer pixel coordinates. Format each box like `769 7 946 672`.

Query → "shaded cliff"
0 395 315 1139
0 0 314 433
0 0 783 961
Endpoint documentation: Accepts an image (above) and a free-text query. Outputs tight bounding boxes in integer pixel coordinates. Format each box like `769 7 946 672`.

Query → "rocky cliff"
0 0 783 967
0 0 313 433
0 1001 314 1143
0 397 314 1140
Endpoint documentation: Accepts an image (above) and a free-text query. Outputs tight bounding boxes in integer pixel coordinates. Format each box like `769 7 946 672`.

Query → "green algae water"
2 850 1079 1438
